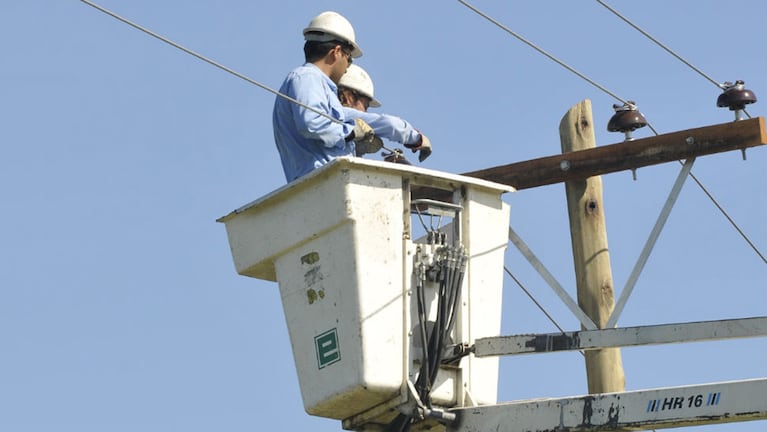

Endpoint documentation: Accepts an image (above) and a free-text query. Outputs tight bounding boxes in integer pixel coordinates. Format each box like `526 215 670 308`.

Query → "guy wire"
504 266 565 334
504 266 587 358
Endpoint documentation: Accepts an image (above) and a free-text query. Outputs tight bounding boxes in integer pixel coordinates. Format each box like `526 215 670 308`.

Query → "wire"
79 0 345 125
503 266 565 334
681 162 767 265
458 0 764 265
594 0 752 120
458 0 628 106
504 266 587 358
87 0 763 264
593 1 764 263
595 0 721 88
457 0 660 136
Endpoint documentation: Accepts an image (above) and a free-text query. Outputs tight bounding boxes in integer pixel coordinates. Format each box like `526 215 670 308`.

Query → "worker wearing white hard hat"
338 64 381 108
338 64 432 163
303 11 363 58
273 11 382 182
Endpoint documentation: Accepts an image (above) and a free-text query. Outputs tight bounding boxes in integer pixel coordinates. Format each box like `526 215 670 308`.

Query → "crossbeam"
448 378 767 431
462 117 766 190
474 316 767 357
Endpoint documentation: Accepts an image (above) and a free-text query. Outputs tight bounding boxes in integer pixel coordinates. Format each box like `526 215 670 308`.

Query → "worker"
272 11 383 182
337 64 432 164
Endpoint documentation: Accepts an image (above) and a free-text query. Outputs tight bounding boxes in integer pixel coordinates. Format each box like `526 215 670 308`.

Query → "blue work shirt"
273 63 355 182
342 108 421 147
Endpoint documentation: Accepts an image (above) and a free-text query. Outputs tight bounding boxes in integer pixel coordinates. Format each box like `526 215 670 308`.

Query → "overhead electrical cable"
80 0 344 126
458 0 765 266
85 0 764 265
456 0 659 135
595 0 751 117
594 0 763 263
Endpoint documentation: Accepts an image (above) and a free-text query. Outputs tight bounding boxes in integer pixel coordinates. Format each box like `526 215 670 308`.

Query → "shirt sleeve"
286 72 353 149
342 107 421 146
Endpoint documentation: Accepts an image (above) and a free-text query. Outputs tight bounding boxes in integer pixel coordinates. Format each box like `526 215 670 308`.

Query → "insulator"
607 101 648 141
717 80 757 120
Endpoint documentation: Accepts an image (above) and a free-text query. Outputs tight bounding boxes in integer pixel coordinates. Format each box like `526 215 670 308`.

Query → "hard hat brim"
303 28 363 58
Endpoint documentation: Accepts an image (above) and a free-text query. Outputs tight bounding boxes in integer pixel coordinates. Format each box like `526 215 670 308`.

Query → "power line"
591 0 764 262
457 0 659 136
458 0 764 266
594 0 721 88
79 0 344 125
86 0 764 265
458 1 626 106
594 0 752 119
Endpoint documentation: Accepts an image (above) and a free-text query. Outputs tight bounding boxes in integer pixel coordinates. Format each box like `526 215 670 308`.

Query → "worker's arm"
287 72 354 149
342 107 420 146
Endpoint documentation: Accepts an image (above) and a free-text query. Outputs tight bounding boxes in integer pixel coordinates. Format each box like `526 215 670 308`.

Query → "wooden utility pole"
559 100 625 393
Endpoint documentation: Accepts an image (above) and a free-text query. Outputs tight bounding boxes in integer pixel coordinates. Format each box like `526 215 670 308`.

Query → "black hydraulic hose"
428 256 450 388
445 253 467 341
415 276 431 398
443 250 459 336
390 245 469 431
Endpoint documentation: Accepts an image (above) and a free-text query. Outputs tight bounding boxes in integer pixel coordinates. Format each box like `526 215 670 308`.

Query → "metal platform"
448 378 767 431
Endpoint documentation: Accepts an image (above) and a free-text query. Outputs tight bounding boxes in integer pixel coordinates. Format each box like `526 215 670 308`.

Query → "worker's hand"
404 133 432 162
353 118 383 156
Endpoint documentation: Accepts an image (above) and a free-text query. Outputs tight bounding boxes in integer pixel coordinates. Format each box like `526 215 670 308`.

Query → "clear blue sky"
1 1 765 431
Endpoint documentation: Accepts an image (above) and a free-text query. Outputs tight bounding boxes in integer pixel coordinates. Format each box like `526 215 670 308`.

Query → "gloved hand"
404 133 432 162
352 118 384 156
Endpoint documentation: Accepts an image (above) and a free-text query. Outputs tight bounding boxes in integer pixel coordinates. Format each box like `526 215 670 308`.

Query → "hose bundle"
387 243 468 432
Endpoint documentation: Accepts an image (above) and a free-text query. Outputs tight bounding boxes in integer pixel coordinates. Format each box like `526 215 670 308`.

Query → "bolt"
560 160 571 171
685 136 695 145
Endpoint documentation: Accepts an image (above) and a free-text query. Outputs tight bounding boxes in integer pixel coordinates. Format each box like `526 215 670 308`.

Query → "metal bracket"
508 226 598 330
474 316 767 357
607 157 695 328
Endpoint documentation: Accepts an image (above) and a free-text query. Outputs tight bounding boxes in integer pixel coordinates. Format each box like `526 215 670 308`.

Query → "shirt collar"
303 62 338 92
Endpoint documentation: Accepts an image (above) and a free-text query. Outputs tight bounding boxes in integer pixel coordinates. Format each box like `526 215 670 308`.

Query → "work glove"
352 118 384 156
404 133 432 162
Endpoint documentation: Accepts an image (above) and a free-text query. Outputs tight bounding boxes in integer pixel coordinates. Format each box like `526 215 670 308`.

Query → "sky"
1 1 765 431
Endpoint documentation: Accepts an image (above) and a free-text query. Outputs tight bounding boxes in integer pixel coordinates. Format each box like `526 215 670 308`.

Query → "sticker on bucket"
315 328 341 369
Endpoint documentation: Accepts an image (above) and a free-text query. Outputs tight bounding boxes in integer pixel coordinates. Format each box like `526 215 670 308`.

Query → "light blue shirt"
273 63 423 182
273 63 355 182
342 108 421 147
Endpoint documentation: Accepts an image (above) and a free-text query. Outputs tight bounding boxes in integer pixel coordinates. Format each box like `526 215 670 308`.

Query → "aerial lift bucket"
217 157 512 426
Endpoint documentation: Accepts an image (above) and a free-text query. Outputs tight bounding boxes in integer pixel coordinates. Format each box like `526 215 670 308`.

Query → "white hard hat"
338 64 381 107
303 11 363 58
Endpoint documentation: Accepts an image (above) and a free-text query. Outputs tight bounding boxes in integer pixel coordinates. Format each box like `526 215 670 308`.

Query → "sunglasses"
340 46 353 64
